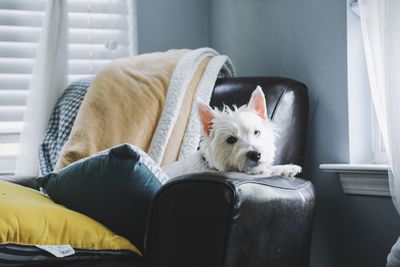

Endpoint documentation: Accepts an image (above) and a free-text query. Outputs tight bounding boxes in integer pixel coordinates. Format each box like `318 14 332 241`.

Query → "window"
347 0 387 164
320 0 389 197
0 0 137 174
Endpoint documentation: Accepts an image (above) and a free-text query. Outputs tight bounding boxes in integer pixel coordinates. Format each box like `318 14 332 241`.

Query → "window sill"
320 164 389 197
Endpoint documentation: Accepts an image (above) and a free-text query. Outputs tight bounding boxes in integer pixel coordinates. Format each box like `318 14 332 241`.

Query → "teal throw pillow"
36 144 169 252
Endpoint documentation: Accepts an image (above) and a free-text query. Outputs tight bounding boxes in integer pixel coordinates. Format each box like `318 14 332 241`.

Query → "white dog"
164 86 302 178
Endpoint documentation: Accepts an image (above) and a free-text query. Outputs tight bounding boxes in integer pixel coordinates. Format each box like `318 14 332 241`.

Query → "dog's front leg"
268 164 302 177
246 163 271 175
249 164 301 177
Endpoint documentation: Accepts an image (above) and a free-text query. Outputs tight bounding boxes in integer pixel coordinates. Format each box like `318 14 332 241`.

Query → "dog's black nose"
247 151 261 162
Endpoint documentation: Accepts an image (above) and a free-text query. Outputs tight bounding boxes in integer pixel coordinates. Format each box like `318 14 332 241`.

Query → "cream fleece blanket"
55 48 235 170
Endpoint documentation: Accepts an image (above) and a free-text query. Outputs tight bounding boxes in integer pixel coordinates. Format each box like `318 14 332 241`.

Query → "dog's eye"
254 130 261 136
226 136 238 144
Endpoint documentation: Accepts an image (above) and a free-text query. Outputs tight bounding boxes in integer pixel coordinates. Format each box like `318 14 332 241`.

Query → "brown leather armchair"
1 77 314 267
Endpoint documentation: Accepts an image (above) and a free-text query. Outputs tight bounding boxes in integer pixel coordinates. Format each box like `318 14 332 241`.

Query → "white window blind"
0 0 136 174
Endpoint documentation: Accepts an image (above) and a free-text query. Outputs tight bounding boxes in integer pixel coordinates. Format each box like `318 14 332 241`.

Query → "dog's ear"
198 101 214 136
248 86 267 119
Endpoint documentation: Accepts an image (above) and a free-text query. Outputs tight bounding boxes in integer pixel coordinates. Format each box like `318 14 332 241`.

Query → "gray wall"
209 0 400 266
136 0 209 53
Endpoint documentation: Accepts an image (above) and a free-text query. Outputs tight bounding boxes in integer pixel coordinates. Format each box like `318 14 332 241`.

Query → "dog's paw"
283 165 302 177
270 164 302 177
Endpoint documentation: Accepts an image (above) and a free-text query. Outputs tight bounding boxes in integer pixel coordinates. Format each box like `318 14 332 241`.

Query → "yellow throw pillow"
0 181 141 256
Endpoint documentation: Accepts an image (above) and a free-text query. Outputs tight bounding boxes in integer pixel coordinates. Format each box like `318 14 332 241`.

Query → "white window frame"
371 112 388 164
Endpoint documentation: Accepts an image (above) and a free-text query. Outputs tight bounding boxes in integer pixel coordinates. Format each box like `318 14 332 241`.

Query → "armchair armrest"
144 172 315 267
0 175 40 191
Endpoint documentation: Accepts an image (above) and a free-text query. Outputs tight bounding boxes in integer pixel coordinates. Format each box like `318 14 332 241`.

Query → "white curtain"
15 0 69 176
359 0 400 266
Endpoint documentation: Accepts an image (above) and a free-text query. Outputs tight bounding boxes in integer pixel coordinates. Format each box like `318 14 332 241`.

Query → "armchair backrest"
210 77 309 167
